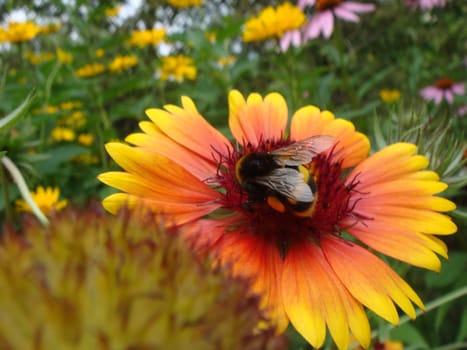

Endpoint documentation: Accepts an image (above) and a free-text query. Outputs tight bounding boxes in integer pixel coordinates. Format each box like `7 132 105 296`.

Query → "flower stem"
1 156 49 226
0 157 12 224
333 21 358 107
372 285 467 337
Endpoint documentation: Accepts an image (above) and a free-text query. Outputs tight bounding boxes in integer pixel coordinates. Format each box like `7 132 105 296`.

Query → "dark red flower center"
317 0 343 11
214 138 366 258
436 78 454 90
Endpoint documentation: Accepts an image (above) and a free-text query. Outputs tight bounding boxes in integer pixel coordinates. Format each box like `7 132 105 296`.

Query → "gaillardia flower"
99 91 457 350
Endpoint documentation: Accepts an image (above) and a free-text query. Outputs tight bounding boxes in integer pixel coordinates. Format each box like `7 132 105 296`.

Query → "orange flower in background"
98 90 457 350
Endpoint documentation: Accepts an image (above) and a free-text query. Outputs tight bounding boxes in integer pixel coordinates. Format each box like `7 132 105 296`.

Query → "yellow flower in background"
128 28 166 47
105 4 121 17
206 31 216 43
0 21 41 43
33 105 59 114
73 154 99 164
24 51 54 65
59 101 82 110
60 110 86 128
39 22 62 34
75 63 105 78
243 2 305 42
95 48 105 58
51 126 76 142
78 133 94 146
56 48 73 64
15 186 67 216
380 89 401 104
217 55 236 68
166 0 204 7
109 54 139 72
159 55 197 82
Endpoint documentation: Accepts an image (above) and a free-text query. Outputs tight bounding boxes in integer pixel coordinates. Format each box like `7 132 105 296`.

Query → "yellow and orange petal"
128 97 233 180
229 90 288 146
98 143 223 225
345 143 457 271
290 105 370 168
283 241 372 350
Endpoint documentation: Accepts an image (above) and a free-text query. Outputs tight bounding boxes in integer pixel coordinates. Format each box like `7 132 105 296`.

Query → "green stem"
333 21 358 107
432 343 467 350
92 84 111 168
1 156 49 226
373 285 467 336
0 157 12 224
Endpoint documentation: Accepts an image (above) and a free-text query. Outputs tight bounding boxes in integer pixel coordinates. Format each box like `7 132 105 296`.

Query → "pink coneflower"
304 0 375 40
280 0 375 50
406 0 446 11
420 78 465 105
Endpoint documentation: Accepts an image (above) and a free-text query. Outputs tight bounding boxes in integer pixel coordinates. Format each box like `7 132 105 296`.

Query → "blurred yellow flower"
243 2 305 42
379 89 401 104
0 21 41 43
159 55 197 82
33 105 59 114
206 31 216 43
60 101 82 110
39 22 62 34
95 48 105 58
15 186 67 215
166 0 204 7
73 154 99 164
60 110 86 128
77 133 94 146
109 54 139 72
51 127 76 142
75 63 105 77
105 4 121 17
56 48 73 64
128 28 166 47
217 55 236 67
383 340 404 350
24 51 54 65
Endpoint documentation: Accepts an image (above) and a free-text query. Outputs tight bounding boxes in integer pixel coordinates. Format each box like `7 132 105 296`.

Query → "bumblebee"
235 136 334 217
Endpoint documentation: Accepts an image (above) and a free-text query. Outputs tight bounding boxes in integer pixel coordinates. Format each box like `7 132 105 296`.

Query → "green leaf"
457 307 467 342
0 90 35 132
390 323 430 349
425 253 467 289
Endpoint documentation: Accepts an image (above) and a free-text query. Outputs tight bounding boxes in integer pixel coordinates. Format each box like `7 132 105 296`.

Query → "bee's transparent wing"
254 168 314 203
271 135 334 166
